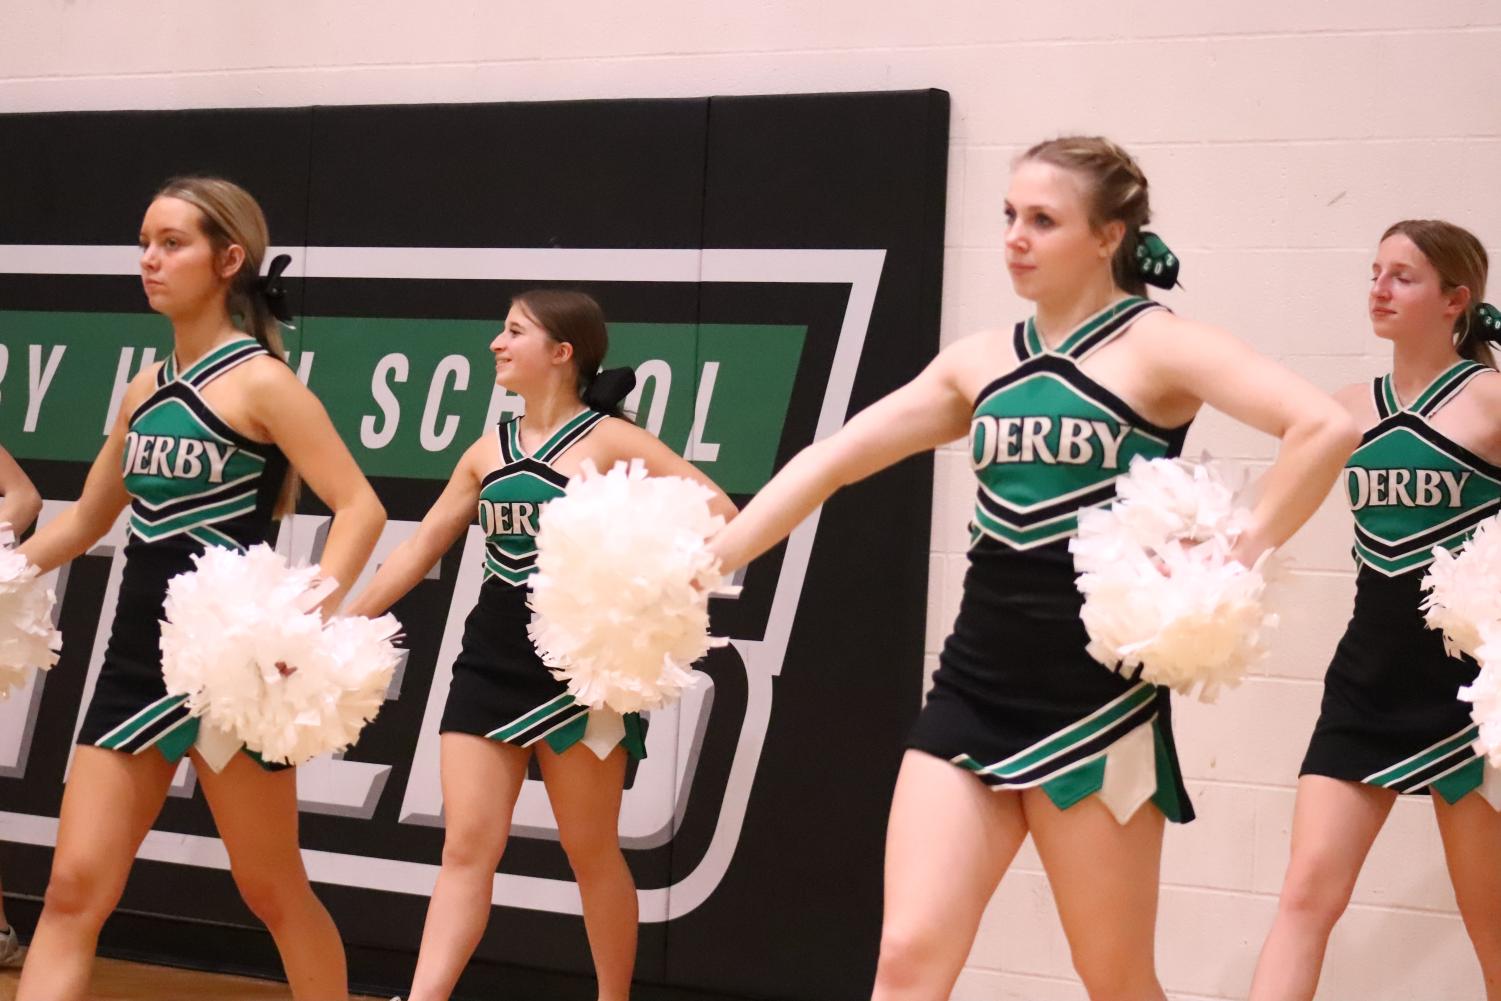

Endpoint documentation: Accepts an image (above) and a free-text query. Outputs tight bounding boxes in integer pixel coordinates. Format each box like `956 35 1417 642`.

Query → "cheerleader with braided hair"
710 136 1358 1000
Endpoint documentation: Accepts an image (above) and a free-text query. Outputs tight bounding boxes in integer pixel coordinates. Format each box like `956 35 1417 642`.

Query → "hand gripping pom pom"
0 524 62 700
528 459 737 715
160 544 402 765
1460 624 1501 768
1070 457 1279 702
1421 516 1501 661
1423 516 1501 768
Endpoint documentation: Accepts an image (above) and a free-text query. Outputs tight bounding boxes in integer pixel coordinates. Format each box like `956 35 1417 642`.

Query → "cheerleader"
345 290 734 1001
1251 221 1501 1001
0 442 42 968
14 177 385 1001
707 136 1358 1000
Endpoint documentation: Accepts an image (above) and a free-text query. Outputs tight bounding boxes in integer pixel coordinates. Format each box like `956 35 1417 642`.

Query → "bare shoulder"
1463 368 1501 414
1332 381 1379 429
588 414 657 453
119 361 166 418
1130 307 1237 350
928 329 1013 399
1332 381 1372 409
457 430 498 478
239 353 305 394
939 329 1005 367
1121 311 1260 391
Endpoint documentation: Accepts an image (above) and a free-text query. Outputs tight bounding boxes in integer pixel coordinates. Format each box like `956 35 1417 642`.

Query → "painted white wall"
5 3 1501 997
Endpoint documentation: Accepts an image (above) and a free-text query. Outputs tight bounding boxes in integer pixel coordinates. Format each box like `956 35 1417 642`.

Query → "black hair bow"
584 367 638 414
257 254 295 328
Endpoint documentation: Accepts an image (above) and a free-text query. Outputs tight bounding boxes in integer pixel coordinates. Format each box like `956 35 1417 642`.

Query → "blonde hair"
1381 219 1493 367
155 176 286 359
154 176 298 513
1020 136 1152 296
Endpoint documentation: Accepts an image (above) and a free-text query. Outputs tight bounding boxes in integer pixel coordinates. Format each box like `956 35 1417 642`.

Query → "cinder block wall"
5 4 1499 996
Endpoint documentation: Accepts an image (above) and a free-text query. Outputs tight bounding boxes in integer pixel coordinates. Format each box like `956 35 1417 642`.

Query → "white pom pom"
161 544 401 765
1421 516 1501 660
0 524 62 700
1070 457 1278 702
1461 622 1501 768
528 459 735 714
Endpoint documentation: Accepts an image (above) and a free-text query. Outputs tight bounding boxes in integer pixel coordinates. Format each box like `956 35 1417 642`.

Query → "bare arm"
1154 317 1360 561
248 361 386 611
709 344 975 574
344 437 487 619
0 445 42 535
592 418 739 523
18 373 145 572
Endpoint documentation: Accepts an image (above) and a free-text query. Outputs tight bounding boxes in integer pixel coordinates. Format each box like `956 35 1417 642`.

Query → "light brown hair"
1020 136 1152 296
511 289 609 399
154 176 298 513
1381 219 1492 365
155 176 286 358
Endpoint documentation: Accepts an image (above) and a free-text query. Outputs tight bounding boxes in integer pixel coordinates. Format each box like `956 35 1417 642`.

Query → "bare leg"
1023 788 1167 1001
537 742 635 1001
1433 787 1501 1001
194 751 349 1001
407 734 529 1001
16 747 175 1001
870 751 1028 1001
1248 775 1395 1001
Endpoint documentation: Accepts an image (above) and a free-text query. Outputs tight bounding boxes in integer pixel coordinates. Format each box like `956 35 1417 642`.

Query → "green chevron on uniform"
122 338 276 550
481 408 607 586
1349 360 1501 577
969 297 1185 550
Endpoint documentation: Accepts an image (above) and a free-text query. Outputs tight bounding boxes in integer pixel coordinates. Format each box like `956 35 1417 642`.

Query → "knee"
557 826 623 881
1073 955 1161 1001
440 822 507 873
42 858 123 923
231 863 319 932
1276 864 1352 932
873 924 949 992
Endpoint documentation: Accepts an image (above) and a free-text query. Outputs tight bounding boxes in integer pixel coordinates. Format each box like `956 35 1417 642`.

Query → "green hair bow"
1135 231 1180 289
1475 302 1501 340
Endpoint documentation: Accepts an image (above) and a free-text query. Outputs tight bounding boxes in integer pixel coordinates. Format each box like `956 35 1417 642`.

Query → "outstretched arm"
709 343 975 574
18 372 147 572
344 436 488 619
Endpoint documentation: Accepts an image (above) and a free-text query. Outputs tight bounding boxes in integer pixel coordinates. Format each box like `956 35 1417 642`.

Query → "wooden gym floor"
0 957 385 1000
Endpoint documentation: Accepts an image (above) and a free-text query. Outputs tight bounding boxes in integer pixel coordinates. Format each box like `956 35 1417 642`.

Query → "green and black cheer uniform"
440 410 647 758
910 297 1195 823
1302 361 1501 802
79 338 289 768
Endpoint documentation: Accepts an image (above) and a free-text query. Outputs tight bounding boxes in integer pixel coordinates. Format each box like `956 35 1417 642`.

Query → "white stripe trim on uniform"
1361 725 1476 785
133 712 196 756
487 694 575 740
131 476 260 515
521 707 590 747
979 681 1153 775
94 693 182 747
978 745 1113 791
1396 750 1481 794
